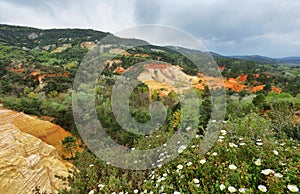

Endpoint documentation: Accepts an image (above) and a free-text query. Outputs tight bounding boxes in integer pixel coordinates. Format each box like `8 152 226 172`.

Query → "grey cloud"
0 0 299 57
134 0 161 24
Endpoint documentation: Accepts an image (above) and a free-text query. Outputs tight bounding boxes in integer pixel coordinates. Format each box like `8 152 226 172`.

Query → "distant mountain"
277 56 300 65
229 55 300 66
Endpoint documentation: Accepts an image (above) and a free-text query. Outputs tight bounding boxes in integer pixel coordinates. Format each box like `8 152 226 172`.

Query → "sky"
0 0 300 57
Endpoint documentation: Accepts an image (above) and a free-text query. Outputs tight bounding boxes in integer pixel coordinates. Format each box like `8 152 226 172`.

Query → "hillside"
230 55 300 66
0 24 299 194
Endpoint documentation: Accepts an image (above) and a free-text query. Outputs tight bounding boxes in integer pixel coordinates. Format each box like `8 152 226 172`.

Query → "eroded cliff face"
0 109 72 193
0 124 70 193
137 63 203 95
0 109 73 157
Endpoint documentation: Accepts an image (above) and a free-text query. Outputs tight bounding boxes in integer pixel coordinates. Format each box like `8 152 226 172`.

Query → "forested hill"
0 24 299 97
0 24 147 50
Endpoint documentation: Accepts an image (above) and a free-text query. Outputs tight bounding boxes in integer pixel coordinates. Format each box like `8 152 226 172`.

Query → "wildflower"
163 173 167 177
193 178 200 184
239 142 246 146
239 188 246 193
212 152 218 156
220 184 226 190
191 145 196 148
229 164 237 170
229 143 238 148
261 169 275 175
256 142 263 146
220 130 227 135
239 137 244 141
258 185 267 192
218 139 224 142
134 189 139 193
273 150 279 155
131 148 135 151
280 143 286 146
88 190 94 194
174 191 180 194
187 162 193 166
98 184 105 189
280 162 287 166
89 164 94 167
254 158 262 166
178 145 187 153
200 159 206 164
274 173 283 178
287 185 299 192
228 186 237 193
219 136 225 139
177 164 183 170
195 134 200 138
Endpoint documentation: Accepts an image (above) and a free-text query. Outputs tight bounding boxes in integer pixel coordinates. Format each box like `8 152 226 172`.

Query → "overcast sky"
0 0 299 57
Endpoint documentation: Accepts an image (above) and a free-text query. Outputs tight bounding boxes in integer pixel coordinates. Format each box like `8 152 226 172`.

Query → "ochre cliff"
0 109 73 157
0 109 73 193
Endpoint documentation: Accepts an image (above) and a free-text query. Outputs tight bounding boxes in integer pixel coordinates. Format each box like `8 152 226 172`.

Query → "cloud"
0 0 299 57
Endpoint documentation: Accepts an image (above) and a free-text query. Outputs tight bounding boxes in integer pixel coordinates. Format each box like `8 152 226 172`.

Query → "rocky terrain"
0 108 72 193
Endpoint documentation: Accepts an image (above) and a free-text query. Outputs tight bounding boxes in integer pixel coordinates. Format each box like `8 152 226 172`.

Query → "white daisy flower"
177 164 183 170
228 186 237 193
229 143 238 148
273 150 279 155
229 164 237 170
254 158 262 166
178 145 187 153
274 173 283 178
193 178 200 184
88 190 94 194
256 142 263 146
287 185 299 192
187 162 193 166
220 184 226 190
258 185 267 192
220 130 227 135
261 169 275 175
200 159 206 164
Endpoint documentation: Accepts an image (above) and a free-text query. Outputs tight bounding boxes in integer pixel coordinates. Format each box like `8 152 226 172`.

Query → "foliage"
59 113 299 194
0 24 299 194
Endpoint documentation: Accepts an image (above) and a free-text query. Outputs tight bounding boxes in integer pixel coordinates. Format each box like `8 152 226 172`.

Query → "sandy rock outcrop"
136 63 202 94
0 123 70 194
0 109 73 157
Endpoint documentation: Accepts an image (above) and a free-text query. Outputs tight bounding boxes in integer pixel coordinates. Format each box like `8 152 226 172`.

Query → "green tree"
62 136 77 158
252 94 267 112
